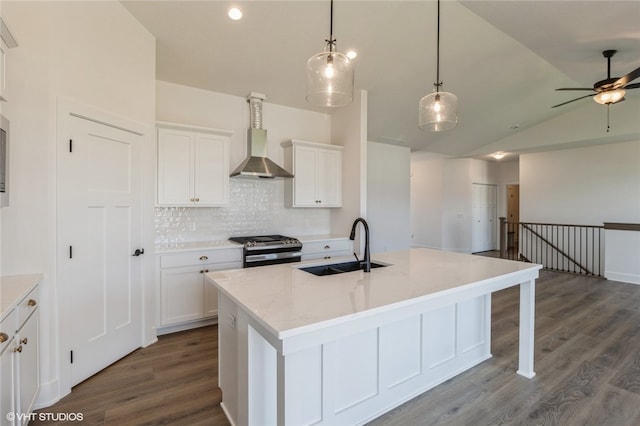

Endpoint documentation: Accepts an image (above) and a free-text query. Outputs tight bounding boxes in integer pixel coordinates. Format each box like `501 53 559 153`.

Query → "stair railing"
499 218 604 276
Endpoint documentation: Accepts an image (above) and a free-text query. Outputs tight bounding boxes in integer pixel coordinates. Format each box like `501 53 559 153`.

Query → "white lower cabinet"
0 278 40 426
15 312 38 426
159 248 242 330
301 238 353 261
1 311 16 426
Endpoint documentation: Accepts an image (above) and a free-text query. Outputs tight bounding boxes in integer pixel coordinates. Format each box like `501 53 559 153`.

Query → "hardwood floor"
33 326 229 426
36 270 640 425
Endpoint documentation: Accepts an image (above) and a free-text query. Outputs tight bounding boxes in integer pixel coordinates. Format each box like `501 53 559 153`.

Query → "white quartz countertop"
1 274 43 321
207 248 541 339
155 240 242 254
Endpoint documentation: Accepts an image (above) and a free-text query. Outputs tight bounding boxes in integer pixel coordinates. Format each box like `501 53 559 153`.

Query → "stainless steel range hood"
230 93 294 179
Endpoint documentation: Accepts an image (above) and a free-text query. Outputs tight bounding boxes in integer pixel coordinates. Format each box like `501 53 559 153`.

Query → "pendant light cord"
435 0 441 91
326 0 336 52
330 0 334 40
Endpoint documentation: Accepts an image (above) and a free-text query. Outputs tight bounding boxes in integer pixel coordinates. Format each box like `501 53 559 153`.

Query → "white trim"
604 272 640 285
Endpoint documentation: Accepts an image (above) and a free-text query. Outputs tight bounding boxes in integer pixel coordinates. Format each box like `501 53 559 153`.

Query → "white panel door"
472 183 497 253
59 114 143 387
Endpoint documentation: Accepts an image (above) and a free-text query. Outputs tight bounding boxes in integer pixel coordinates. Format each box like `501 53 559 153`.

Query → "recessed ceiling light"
491 151 507 160
228 7 243 21
346 50 358 60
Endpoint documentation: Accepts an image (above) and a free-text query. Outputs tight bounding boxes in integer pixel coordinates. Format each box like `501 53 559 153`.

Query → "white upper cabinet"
0 17 19 102
282 139 343 208
157 122 232 206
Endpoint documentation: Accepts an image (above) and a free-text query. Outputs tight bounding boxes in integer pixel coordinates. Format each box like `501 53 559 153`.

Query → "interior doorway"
506 184 520 250
471 183 497 253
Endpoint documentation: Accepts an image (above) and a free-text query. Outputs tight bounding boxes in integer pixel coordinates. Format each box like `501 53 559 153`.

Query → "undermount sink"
299 261 388 276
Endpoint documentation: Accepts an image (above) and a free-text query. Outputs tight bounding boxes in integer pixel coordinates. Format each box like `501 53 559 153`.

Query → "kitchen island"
206 248 541 426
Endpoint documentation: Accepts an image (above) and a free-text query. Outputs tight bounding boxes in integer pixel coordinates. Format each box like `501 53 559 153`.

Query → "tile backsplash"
154 179 331 244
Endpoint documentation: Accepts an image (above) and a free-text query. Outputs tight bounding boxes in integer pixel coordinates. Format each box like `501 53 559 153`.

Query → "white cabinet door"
157 126 230 206
293 145 318 206
283 140 343 208
0 339 15 426
0 38 6 101
157 129 194 205
316 149 342 207
15 314 39 425
158 248 242 329
194 133 229 206
161 267 206 325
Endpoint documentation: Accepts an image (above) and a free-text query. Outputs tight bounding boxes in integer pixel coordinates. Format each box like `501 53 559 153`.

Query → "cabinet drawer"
302 239 352 255
0 309 17 353
160 248 242 268
17 286 39 330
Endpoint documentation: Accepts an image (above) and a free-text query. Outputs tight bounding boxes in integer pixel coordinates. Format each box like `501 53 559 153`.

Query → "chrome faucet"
349 217 371 272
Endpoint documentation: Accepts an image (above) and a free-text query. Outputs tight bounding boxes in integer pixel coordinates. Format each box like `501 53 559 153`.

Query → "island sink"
299 260 388 276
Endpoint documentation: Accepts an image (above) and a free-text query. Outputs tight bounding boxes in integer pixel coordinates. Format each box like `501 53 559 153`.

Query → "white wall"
520 140 640 284
367 141 410 253
331 90 368 248
520 141 640 224
155 81 333 240
0 0 155 407
410 155 500 253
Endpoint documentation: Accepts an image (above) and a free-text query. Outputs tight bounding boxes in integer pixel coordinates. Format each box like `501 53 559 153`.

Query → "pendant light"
306 0 354 107
419 0 457 132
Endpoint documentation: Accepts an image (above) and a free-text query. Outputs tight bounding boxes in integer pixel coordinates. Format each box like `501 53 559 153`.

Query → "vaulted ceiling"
121 1 640 158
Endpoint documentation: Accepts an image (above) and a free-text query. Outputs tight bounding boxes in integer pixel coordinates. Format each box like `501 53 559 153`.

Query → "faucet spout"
349 217 371 272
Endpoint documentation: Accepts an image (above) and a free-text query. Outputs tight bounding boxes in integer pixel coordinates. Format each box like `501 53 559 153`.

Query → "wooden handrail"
603 223 640 231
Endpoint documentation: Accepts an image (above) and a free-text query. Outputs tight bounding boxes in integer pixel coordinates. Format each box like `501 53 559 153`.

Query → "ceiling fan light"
306 50 354 107
593 88 626 105
419 90 458 132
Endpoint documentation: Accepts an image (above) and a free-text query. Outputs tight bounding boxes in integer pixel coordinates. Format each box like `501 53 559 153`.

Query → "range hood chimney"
230 93 294 179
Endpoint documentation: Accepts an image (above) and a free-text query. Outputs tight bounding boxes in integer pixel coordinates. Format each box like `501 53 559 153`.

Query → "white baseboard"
156 317 218 336
33 378 64 410
605 271 640 285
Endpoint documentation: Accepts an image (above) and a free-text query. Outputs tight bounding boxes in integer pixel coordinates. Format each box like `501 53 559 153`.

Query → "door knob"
132 248 145 256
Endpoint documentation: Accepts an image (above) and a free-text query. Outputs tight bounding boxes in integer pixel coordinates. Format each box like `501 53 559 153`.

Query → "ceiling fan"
552 50 640 109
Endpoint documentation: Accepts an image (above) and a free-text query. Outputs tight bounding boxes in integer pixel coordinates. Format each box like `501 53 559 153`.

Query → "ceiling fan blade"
552 94 595 108
555 88 594 91
625 82 640 90
614 66 640 88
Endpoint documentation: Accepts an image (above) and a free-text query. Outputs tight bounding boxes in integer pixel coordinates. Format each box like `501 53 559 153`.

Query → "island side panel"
218 292 239 425
229 294 491 426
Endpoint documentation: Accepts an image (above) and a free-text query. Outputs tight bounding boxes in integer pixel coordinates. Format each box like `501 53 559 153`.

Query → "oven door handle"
245 251 302 263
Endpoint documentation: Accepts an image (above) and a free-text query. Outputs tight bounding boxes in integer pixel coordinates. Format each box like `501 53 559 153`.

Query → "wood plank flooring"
35 270 640 425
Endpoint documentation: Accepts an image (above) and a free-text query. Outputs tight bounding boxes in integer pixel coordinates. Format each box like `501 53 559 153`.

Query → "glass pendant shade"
419 90 458 132
306 49 354 108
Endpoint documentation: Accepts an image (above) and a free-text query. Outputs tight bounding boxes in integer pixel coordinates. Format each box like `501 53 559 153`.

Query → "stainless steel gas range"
229 235 302 268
